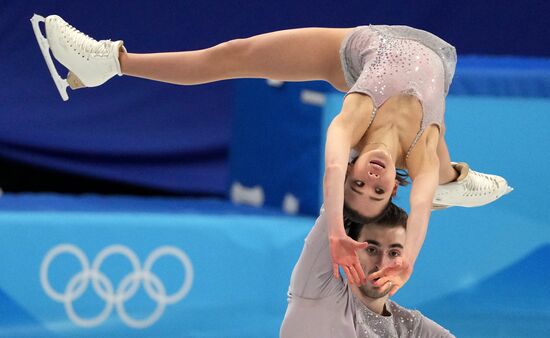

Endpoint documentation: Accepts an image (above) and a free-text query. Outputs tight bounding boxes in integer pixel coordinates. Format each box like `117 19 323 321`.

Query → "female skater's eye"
375 187 385 194
355 180 364 187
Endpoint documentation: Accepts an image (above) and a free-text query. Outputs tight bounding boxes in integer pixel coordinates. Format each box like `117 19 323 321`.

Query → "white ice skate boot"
30 14 124 101
432 162 513 210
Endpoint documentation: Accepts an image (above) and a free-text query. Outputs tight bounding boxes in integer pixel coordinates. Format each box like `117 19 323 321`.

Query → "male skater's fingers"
333 263 340 280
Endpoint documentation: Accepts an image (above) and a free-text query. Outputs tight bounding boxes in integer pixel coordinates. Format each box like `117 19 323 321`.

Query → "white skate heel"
30 14 124 101
432 162 513 210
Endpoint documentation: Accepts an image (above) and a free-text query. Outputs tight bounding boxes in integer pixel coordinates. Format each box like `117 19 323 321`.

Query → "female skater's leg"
434 123 512 208
40 15 351 92
119 28 351 90
436 124 459 185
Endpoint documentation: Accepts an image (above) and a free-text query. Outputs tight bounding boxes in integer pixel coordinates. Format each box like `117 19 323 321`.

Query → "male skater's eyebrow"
389 244 404 249
365 240 380 246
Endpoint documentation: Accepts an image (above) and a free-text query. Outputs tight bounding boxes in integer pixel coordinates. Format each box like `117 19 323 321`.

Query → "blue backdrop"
2 0 550 195
2 2 550 337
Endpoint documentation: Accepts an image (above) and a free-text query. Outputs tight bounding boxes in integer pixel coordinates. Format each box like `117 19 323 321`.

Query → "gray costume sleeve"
288 207 345 299
417 315 455 338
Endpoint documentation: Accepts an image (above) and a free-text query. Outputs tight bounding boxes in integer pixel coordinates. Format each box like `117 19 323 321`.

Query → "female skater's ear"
392 182 399 197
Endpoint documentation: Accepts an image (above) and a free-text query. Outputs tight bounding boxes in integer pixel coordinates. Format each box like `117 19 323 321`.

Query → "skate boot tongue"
453 162 470 182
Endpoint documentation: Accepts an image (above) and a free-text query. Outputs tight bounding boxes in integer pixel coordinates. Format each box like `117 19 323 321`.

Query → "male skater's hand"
367 257 413 296
329 235 368 285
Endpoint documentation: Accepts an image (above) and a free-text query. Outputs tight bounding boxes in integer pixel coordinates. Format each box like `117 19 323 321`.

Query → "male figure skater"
280 205 454 337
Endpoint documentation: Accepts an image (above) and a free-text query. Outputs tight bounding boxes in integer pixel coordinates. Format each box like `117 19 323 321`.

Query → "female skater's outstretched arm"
368 128 441 295
324 95 375 285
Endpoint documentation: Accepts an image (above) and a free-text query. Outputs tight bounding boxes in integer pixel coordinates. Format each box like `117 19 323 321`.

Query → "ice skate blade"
30 14 69 101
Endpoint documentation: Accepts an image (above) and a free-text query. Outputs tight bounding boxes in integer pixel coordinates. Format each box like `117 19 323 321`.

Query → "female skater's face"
344 149 397 218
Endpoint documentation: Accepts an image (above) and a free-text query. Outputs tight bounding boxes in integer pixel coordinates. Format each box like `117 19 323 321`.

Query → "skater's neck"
360 128 402 168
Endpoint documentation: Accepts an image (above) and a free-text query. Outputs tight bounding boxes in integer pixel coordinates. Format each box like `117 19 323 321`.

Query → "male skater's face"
356 224 405 298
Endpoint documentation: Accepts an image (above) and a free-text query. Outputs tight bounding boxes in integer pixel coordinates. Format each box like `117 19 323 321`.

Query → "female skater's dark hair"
395 169 410 187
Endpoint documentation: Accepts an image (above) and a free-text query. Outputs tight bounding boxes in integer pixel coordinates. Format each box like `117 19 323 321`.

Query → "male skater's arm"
288 206 344 299
281 208 357 338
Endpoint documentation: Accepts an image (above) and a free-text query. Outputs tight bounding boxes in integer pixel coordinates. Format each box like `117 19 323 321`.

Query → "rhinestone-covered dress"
339 25 457 156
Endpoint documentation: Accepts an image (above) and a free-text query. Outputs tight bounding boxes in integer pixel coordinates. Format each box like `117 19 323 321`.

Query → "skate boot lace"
58 19 112 59
463 171 500 197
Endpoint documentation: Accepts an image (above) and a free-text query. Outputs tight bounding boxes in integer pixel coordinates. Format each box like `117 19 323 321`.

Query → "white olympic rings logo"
40 244 194 328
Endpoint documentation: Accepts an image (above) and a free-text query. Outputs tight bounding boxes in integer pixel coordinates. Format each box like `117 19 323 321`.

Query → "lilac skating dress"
339 25 457 157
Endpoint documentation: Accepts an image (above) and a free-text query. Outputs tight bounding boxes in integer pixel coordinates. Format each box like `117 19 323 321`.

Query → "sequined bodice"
340 25 457 157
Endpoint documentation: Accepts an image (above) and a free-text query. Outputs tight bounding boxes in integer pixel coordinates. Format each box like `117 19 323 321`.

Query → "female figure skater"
33 15 512 294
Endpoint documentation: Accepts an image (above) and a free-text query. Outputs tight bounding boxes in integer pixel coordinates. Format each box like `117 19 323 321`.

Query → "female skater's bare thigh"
221 27 353 90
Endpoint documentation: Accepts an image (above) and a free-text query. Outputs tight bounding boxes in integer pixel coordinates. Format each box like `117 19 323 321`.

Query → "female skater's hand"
329 235 368 285
367 257 414 296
